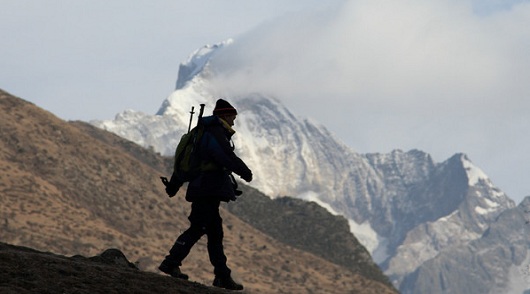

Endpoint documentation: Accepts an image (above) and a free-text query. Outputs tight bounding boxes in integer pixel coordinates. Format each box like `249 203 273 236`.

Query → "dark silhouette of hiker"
159 99 252 291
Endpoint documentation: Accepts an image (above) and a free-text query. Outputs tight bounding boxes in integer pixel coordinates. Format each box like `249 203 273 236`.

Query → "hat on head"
213 99 237 116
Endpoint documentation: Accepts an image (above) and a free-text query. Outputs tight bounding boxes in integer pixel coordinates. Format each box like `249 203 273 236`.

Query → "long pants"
164 200 231 278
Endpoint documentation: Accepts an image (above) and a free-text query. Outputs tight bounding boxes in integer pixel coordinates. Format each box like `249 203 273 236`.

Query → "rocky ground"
0 242 234 294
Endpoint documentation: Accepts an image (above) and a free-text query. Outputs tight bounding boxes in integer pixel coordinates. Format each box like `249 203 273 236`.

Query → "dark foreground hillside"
0 242 232 294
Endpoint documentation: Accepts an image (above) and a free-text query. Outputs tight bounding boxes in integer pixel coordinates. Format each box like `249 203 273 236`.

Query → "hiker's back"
185 116 236 202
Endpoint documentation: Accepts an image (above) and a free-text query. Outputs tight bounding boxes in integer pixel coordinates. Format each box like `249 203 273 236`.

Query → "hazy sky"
2 0 529 203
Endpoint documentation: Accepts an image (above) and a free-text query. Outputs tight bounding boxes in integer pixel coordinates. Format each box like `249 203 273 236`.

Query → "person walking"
159 99 253 291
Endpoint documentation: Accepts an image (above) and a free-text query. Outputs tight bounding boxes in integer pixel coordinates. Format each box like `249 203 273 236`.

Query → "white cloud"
207 0 530 201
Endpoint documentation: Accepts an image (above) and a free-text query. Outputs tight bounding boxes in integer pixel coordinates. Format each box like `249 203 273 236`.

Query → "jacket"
185 115 252 202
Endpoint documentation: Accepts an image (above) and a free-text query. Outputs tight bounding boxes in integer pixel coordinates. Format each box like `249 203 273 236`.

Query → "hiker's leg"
163 202 209 267
205 207 231 277
207 210 244 290
164 224 204 266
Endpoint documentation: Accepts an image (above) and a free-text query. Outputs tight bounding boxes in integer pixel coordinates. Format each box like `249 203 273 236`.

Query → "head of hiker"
213 99 237 126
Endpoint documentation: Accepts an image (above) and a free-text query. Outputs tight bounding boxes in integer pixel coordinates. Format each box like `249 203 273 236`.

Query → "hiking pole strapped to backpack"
197 104 205 124
160 104 206 197
187 106 195 133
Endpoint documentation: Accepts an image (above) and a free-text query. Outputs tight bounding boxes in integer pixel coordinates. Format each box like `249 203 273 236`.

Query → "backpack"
161 104 206 197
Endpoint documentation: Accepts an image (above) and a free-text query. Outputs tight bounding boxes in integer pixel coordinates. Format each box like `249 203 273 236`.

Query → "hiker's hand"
241 170 253 183
161 175 179 198
166 184 178 198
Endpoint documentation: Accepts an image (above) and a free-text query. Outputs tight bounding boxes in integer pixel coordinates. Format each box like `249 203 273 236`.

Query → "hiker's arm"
202 131 252 181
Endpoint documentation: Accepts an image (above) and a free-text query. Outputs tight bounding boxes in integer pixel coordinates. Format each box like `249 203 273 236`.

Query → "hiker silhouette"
159 99 252 291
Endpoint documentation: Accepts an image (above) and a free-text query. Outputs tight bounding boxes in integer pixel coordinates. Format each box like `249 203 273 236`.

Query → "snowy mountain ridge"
92 41 528 293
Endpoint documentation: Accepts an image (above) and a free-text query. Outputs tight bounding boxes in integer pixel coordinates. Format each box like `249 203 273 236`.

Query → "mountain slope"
90 41 524 293
225 187 389 285
0 89 396 293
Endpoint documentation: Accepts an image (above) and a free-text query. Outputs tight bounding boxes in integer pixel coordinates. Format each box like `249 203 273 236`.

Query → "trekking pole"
190 104 206 153
187 106 195 133
197 104 205 125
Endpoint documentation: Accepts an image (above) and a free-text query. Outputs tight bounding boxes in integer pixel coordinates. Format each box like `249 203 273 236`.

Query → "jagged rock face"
400 197 530 294
383 154 516 287
91 42 523 293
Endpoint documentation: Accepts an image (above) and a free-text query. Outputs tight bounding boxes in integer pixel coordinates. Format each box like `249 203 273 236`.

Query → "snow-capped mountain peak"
174 39 233 90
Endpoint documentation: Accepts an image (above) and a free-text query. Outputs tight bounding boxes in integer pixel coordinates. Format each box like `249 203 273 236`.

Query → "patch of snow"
438 210 458 222
484 198 500 208
297 191 338 215
475 198 501 215
462 156 489 186
475 205 496 215
348 219 388 263
474 206 490 215
491 187 507 198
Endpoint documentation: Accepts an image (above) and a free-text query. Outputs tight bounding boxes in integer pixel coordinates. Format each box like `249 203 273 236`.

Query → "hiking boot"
158 262 189 280
213 275 244 291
